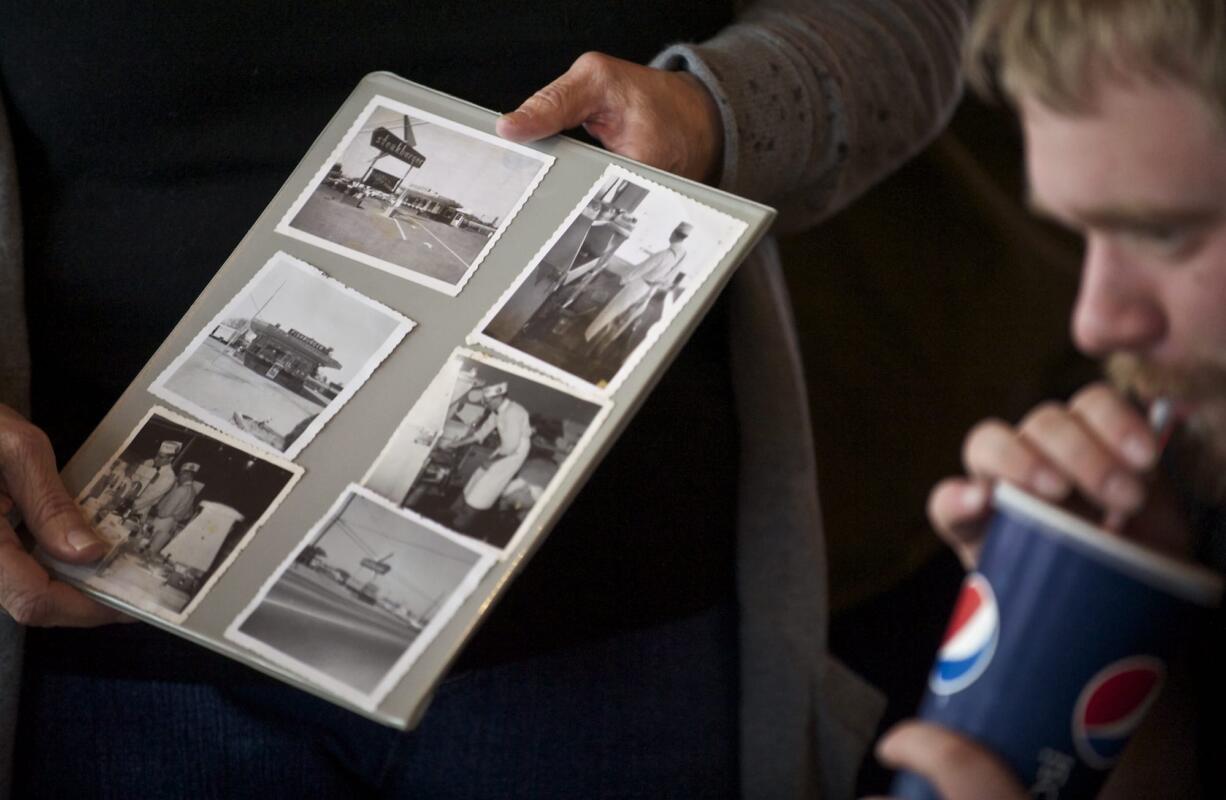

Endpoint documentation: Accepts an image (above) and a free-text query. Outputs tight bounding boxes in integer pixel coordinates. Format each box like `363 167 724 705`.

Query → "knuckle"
1020 401 1065 432
962 418 1007 462
528 84 567 113
573 50 612 76
0 422 49 466
1069 382 1115 411
26 489 78 529
5 587 52 627
926 481 954 527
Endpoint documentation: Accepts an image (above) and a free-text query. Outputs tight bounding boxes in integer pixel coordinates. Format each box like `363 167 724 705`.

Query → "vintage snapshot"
363 349 609 552
276 95 554 295
473 165 748 392
53 407 302 622
150 252 413 460
227 485 496 708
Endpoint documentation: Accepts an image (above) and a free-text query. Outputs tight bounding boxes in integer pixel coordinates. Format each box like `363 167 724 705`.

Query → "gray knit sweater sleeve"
652 0 967 232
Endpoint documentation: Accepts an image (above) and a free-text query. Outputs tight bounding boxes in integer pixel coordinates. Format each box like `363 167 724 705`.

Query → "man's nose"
1070 237 1167 357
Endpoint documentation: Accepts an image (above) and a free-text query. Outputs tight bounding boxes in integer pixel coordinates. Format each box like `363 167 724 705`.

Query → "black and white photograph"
363 349 609 552
226 485 495 708
53 407 302 622
150 252 413 459
473 165 747 392
276 95 553 295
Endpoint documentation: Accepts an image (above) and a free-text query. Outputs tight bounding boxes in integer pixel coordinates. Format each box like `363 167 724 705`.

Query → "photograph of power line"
151 252 413 459
277 95 553 295
227 485 495 707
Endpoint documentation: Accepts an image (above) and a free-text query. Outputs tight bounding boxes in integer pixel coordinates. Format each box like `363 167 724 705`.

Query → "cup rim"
993 481 1223 607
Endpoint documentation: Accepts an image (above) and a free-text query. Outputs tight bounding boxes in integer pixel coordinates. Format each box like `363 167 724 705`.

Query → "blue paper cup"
892 481 1222 799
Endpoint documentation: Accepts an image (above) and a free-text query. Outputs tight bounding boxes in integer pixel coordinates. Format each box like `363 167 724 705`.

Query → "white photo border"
275 94 555 296
360 346 613 558
224 483 498 711
47 405 304 624
468 164 749 395
149 251 414 460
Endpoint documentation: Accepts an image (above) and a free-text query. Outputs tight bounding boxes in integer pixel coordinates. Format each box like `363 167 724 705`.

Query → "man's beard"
1107 353 1226 504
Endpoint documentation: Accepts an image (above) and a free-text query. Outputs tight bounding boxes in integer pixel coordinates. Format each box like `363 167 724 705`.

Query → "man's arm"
498 0 967 232
621 248 676 285
655 0 967 230
455 411 499 450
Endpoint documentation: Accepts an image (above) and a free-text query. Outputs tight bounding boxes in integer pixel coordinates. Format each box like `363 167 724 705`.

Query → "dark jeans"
15 603 738 799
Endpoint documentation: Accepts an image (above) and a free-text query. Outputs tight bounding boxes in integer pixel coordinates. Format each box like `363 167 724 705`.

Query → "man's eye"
1124 226 1194 256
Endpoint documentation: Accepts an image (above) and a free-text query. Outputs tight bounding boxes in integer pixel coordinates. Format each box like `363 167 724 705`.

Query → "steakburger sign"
370 126 426 168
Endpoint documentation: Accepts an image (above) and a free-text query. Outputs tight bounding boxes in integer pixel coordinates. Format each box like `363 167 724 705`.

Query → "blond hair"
967 0 1226 118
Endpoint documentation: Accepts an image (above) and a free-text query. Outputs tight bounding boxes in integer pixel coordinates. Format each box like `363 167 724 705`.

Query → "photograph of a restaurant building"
239 321 343 403
152 253 412 457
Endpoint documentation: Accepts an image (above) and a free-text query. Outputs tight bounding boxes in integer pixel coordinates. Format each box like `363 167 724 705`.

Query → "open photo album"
42 72 774 728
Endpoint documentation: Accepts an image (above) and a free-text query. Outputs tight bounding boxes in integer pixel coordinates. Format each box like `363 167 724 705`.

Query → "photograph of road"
475 165 746 392
151 252 413 459
228 486 494 705
51 407 302 622
364 349 608 551
277 96 553 295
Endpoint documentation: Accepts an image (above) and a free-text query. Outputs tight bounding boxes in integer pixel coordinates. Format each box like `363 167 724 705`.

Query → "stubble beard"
1107 353 1226 504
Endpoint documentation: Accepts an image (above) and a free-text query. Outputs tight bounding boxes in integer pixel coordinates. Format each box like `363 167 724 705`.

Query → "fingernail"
1104 473 1144 511
1122 434 1155 469
959 484 986 512
67 528 102 552
1033 469 1068 498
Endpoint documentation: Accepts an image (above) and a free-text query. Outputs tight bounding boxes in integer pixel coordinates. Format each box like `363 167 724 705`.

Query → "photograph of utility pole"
228 485 494 707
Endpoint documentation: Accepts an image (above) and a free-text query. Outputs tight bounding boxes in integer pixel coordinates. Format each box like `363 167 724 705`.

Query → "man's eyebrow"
1024 193 1219 230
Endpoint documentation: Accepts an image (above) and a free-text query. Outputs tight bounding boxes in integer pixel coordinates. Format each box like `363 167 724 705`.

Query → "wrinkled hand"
869 721 1027 800
496 52 724 183
0 405 126 626
927 383 1187 568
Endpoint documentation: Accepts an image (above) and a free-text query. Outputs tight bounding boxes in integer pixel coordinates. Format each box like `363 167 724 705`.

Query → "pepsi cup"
892 481 1222 799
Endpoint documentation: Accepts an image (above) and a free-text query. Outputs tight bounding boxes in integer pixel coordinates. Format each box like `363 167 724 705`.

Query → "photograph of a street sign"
276 95 554 296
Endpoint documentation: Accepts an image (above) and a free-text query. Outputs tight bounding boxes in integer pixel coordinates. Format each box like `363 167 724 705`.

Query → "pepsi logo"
929 573 999 696
1072 656 1165 769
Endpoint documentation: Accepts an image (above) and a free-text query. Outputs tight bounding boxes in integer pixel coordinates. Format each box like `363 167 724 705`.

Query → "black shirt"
2 1 739 675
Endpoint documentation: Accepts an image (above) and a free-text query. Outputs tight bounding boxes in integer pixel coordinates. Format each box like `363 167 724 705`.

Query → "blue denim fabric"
14 604 737 799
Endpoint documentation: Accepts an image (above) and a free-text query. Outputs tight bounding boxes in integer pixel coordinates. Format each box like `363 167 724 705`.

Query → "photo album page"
43 73 773 727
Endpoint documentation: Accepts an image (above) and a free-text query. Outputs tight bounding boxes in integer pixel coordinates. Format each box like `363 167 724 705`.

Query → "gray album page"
50 71 775 728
